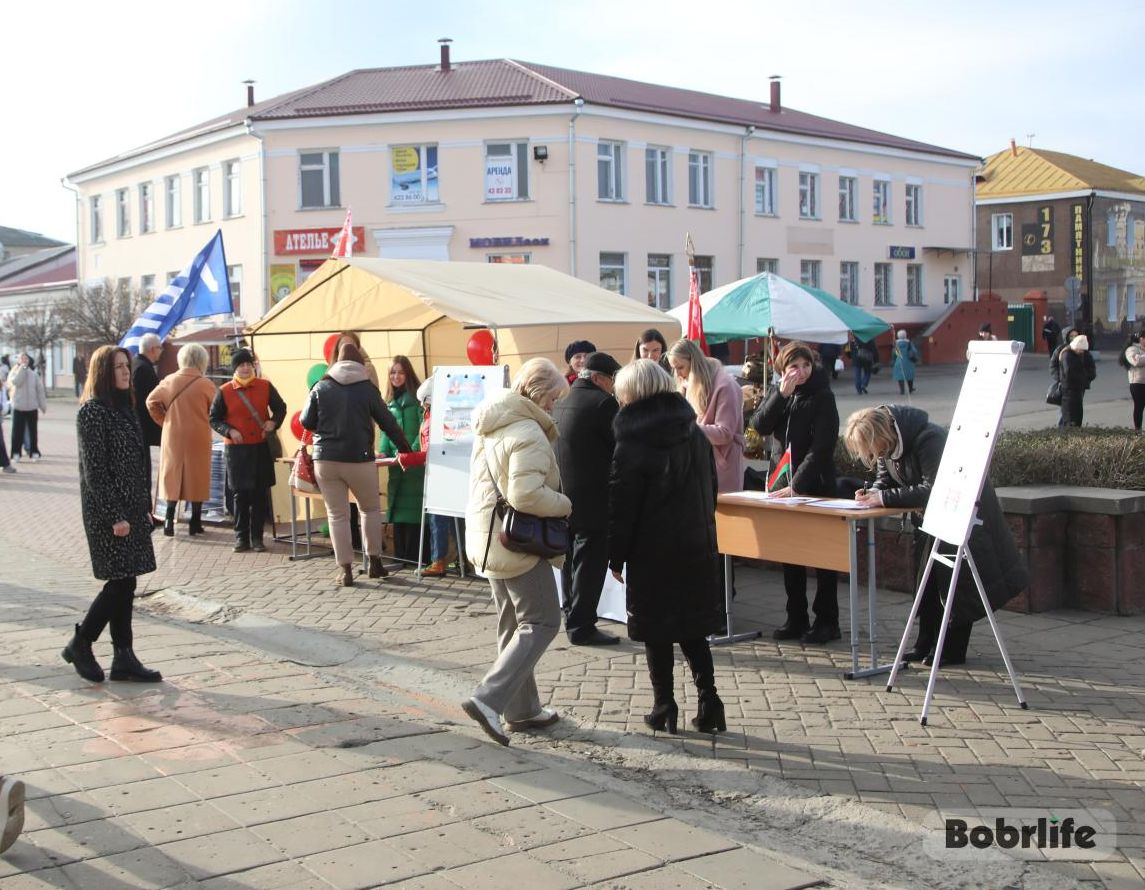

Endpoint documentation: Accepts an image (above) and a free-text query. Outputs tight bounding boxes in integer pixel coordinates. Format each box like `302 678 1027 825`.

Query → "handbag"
1045 381 1062 406
481 450 569 569
233 387 283 459
288 444 320 493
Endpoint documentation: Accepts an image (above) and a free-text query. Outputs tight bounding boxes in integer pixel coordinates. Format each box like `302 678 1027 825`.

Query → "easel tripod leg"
920 548 964 726
965 550 1027 709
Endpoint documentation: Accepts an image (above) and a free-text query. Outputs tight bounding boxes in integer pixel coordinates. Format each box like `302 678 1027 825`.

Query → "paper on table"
727 491 821 505
811 498 872 510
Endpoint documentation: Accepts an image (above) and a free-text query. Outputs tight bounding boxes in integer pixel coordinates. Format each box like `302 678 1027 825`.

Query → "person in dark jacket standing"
847 405 1027 666
1041 315 1061 354
553 351 622 646
132 333 164 502
1059 332 1095 427
64 345 161 685
209 349 287 552
301 342 411 586
750 341 841 644
609 359 725 735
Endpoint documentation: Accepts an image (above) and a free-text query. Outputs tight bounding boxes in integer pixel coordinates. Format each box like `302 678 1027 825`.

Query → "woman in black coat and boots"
750 341 841 644
64 346 161 684
846 405 1027 666
608 359 725 734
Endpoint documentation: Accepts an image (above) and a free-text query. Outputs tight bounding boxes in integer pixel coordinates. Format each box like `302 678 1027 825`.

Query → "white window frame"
227 264 242 316
838 176 856 222
906 263 924 306
647 254 671 309
757 257 778 274
484 141 529 202
905 183 923 226
223 160 241 217
89 195 103 243
693 255 714 293
840 261 860 305
800 259 821 289
798 172 820 219
874 263 893 306
138 182 154 234
873 179 891 225
754 166 777 215
991 212 1014 251
116 188 130 238
165 175 181 228
597 140 624 201
599 252 627 295
299 150 340 208
1107 284 1119 323
192 167 210 223
688 150 713 208
943 274 961 304
645 146 671 205
140 274 157 298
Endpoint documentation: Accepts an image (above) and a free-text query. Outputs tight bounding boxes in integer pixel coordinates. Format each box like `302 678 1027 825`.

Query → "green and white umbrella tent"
668 272 891 344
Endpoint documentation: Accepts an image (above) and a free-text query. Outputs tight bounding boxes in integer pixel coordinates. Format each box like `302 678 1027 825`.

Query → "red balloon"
466 329 496 365
323 333 341 364
290 411 304 441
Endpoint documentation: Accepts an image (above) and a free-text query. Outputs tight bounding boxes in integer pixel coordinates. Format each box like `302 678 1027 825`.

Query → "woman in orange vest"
209 348 286 552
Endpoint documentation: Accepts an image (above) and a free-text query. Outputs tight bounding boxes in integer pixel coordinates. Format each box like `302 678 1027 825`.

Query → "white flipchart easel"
886 340 1028 725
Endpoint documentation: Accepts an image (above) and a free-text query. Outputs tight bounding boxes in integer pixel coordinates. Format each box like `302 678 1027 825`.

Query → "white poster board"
423 366 507 518
921 340 1023 546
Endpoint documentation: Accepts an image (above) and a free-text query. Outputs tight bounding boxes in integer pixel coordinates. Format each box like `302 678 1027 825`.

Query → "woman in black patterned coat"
63 346 161 684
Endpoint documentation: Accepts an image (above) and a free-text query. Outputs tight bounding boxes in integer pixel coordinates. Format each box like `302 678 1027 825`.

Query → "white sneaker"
461 697 509 746
506 708 560 732
0 775 25 854
9 456 19 464
29 455 39 463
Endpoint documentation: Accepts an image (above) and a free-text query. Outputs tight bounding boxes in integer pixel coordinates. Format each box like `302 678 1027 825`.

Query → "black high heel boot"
643 701 679 734
188 502 204 535
692 691 726 733
644 642 678 735
164 502 175 537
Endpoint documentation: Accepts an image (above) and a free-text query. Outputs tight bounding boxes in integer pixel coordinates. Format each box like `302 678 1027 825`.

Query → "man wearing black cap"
553 351 622 645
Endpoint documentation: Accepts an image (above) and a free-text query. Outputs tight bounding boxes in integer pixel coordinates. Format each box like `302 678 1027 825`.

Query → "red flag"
767 447 793 491
330 208 353 258
687 266 709 355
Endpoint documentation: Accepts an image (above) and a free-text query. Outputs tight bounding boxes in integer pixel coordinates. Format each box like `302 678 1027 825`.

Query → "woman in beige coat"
146 343 217 536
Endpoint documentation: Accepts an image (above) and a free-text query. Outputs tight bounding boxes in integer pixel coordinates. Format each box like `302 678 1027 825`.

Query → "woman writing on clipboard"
844 406 1026 667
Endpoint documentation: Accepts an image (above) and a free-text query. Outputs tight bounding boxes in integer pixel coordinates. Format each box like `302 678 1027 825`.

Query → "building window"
840 261 860 305
991 213 1013 250
597 141 624 201
600 252 627 295
693 255 714 293
688 151 712 207
223 160 241 217
906 264 924 305
192 167 210 223
300 151 340 208
227 265 242 316
757 257 778 275
165 175 181 228
905 184 923 226
1107 211 1118 248
838 176 856 222
390 144 439 205
116 277 132 296
873 179 891 224
89 195 103 243
1127 284 1138 320
648 254 671 309
943 274 961 304
116 188 130 237
755 166 777 215
484 142 529 201
487 254 530 264
139 183 154 234
645 147 670 205
1107 284 1119 323
800 259 821 289
166 270 179 284
140 274 156 297
874 263 893 306
798 172 819 219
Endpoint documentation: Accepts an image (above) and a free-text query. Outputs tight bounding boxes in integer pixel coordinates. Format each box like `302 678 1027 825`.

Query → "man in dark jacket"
131 334 164 511
553 352 622 646
1041 315 1061 354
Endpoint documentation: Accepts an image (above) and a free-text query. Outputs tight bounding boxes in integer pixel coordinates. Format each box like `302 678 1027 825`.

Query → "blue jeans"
853 364 871 393
429 514 461 562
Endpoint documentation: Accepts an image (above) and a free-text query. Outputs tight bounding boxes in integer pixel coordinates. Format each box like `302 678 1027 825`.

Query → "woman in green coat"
379 355 425 564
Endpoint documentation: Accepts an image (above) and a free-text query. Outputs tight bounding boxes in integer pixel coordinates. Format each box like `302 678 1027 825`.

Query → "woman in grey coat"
64 346 161 684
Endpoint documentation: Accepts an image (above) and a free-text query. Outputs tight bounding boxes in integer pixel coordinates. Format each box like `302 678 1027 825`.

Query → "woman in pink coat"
667 339 744 494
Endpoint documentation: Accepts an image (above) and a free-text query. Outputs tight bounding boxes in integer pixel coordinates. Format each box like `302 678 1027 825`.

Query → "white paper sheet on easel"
554 567 627 624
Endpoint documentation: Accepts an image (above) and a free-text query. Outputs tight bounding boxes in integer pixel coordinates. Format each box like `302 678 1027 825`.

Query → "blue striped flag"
120 230 233 352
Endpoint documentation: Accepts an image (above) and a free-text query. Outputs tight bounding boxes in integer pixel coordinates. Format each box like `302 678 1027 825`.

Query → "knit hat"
564 339 596 364
231 348 255 370
338 342 365 365
583 352 621 377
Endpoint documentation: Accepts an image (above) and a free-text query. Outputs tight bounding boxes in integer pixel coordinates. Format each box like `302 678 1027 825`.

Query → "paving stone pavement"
1 369 1142 888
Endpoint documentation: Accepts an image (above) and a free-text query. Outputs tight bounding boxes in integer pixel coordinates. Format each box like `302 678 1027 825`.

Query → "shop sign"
469 237 550 248
1071 204 1085 280
274 227 366 256
888 246 915 260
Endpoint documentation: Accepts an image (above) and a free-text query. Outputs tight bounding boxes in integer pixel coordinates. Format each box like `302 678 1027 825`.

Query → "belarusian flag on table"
767 447 793 491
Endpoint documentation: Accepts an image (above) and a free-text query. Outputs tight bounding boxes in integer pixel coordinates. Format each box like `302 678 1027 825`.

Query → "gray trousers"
473 558 561 722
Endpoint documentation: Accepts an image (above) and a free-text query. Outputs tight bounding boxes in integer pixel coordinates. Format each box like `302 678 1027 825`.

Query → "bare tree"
0 302 66 368
58 278 152 346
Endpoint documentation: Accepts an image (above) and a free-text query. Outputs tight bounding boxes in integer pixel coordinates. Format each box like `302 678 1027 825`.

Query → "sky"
3 0 1142 244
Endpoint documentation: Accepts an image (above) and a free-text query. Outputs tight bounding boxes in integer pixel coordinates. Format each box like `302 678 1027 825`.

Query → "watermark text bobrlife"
923 808 1118 862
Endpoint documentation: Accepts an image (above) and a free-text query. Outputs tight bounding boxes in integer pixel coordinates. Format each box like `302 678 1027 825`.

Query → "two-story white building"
65 42 980 337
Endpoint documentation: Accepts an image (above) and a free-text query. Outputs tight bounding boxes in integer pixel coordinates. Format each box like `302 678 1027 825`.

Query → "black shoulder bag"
481 448 570 569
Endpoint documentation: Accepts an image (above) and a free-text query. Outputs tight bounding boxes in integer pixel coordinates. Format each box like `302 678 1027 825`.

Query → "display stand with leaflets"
886 340 1028 725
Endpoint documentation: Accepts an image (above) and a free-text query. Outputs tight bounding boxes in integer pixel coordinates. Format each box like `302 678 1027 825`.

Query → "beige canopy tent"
247 257 679 521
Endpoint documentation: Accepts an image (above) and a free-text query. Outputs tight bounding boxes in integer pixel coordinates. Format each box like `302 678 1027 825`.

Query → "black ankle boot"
109 647 163 682
62 624 104 683
691 691 726 733
164 502 175 537
188 503 204 535
643 701 678 734
772 620 809 641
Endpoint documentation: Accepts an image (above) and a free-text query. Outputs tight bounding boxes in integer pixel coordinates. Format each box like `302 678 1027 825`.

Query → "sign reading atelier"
887 245 915 260
274 227 366 256
469 237 550 248
1072 204 1085 280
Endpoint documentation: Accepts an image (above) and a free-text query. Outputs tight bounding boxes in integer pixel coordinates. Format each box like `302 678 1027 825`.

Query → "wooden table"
716 493 905 679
